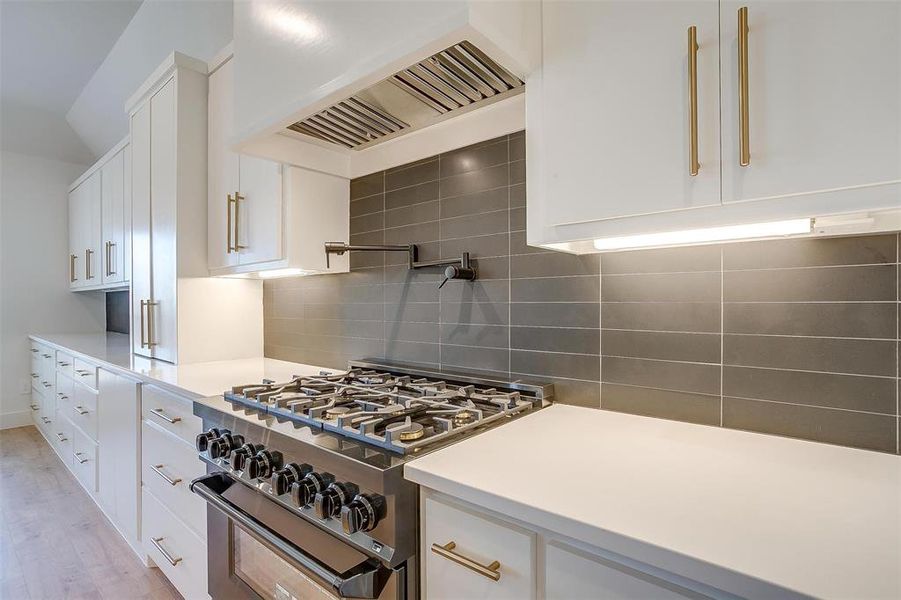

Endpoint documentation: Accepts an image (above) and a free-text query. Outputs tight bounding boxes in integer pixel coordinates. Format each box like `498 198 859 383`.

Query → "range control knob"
290 472 334 508
340 494 385 534
195 428 223 452
270 463 312 496
208 433 245 460
246 449 284 480
314 482 358 520
229 443 262 471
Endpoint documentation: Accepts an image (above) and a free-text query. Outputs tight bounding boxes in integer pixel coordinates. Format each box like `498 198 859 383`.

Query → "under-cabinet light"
257 268 316 279
592 218 812 251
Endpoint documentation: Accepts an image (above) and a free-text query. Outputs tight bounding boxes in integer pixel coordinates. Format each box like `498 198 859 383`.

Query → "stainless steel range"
189 360 553 600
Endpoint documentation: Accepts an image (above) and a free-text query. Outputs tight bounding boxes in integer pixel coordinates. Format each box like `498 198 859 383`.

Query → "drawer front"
424 495 535 600
71 382 99 441
56 350 75 379
142 488 208 600
72 426 98 493
38 394 57 437
56 374 74 413
142 421 207 537
72 357 98 391
29 390 42 426
142 385 202 446
52 412 74 467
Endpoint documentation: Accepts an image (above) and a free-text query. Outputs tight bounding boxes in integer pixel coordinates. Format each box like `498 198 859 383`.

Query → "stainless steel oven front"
191 473 409 600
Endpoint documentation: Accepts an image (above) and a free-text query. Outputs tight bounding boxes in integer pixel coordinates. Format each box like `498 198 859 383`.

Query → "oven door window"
234 524 340 600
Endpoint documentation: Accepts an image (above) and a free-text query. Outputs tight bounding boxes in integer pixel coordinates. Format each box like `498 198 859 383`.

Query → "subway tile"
724 302 896 338
723 234 897 270
339 268 385 287
385 281 439 304
510 230 550 256
509 132 525 161
603 356 720 396
723 366 897 414
602 272 720 302
514 375 599 408
349 230 384 268
384 264 441 284
724 265 896 302
723 334 896 376
441 233 509 259
384 340 440 365
511 303 599 328
440 139 508 178
440 209 508 240
350 172 383 200
439 164 508 198
385 200 438 228
509 160 525 185
440 302 509 326
350 194 384 217
438 279 509 304
304 303 382 321
384 321 439 343
509 183 525 208
512 276 600 303
385 159 438 191
385 180 439 210
511 350 599 381
440 324 509 348
723 397 897 453
602 330 720 363
387 241 440 266
601 245 721 275
442 345 509 374
384 221 439 245
340 285 384 304
440 187 509 219
602 384 720 426
511 326 599 355
471 256 508 280
511 252 599 278
349 211 383 235
509 207 525 232
384 302 439 323
601 302 720 333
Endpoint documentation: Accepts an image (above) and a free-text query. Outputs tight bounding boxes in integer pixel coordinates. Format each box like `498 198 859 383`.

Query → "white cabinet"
67 172 101 288
527 0 901 252
127 51 264 364
100 147 129 285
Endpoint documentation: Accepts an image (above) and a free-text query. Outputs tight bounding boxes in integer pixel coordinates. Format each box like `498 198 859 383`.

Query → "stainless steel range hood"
287 41 524 151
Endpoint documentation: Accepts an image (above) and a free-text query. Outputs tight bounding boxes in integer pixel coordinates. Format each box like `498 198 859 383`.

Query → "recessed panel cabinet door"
720 1 901 204
540 1 721 227
101 149 126 286
208 58 239 270
131 103 153 358
68 187 83 289
237 155 283 267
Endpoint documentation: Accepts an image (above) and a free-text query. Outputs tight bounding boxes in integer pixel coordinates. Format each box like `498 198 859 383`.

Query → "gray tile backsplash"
265 132 901 454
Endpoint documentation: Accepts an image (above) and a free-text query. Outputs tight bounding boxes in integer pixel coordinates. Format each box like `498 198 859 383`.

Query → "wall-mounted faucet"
324 242 476 288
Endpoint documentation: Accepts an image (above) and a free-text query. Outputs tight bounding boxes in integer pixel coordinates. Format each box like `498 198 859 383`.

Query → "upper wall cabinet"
68 141 127 291
527 0 901 251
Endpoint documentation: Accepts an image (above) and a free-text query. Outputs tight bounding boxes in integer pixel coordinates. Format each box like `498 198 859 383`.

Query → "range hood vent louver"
287 41 524 150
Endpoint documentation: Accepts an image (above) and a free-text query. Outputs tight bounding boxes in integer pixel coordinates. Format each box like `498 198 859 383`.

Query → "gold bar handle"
151 464 182 486
234 192 246 250
430 541 501 582
140 299 147 348
149 408 181 424
738 6 750 166
687 26 699 176
227 193 234 253
85 248 93 280
70 254 78 282
105 241 117 276
150 537 182 566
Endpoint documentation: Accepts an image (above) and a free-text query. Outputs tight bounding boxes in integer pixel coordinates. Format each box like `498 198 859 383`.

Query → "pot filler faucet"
324 242 476 288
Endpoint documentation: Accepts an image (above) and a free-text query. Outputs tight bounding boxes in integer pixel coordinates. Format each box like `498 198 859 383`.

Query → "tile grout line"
507 134 512 377
599 254 604 409
720 246 725 427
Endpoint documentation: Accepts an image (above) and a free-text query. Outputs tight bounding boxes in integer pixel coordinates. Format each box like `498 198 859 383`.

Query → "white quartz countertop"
404 405 901 599
29 333 327 399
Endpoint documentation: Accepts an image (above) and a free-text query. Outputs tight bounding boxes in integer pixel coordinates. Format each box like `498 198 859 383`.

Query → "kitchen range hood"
286 41 524 151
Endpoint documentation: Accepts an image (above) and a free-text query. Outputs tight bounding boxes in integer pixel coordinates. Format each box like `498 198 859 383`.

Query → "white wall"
67 0 233 157
0 151 106 428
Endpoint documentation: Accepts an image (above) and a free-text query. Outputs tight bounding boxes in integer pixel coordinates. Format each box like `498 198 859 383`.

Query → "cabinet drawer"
56 374 73 413
142 488 208 600
424 496 535 600
72 357 98 390
142 385 202 446
71 382 99 441
52 412 74 467
72 426 98 493
29 390 42 426
56 350 75 379
142 421 207 537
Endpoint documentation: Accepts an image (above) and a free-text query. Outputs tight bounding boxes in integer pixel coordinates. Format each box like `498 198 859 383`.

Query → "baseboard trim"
0 410 32 430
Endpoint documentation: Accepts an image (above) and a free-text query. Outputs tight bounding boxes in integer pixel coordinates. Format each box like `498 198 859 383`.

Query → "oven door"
191 473 404 600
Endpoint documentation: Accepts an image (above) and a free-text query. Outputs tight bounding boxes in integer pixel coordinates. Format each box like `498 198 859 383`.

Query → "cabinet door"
538 1 720 227
84 171 103 286
101 149 126 285
67 187 83 289
131 103 153 357
149 78 178 363
721 1 901 204
237 155 283 266
545 542 700 600
208 58 240 270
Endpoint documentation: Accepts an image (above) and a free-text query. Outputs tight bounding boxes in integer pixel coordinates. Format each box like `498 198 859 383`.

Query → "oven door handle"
190 473 388 599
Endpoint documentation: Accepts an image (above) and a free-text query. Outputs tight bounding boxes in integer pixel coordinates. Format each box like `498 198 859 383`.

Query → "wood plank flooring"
0 426 182 599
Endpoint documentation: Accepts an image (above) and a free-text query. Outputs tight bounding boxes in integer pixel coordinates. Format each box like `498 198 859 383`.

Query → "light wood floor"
0 426 182 599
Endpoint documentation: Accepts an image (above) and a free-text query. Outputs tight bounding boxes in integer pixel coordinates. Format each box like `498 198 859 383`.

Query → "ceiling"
0 0 143 162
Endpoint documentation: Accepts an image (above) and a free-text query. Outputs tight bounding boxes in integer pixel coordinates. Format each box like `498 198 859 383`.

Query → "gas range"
190 361 552 599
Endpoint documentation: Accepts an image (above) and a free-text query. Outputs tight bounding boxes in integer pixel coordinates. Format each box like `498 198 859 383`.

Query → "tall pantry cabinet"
127 52 263 364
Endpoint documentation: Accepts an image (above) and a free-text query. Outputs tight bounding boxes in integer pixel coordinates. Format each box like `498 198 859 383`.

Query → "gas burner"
452 410 475 426
397 422 425 441
325 406 352 419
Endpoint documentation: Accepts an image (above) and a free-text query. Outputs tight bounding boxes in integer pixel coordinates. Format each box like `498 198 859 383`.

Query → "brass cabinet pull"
140 299 158 348
70 254 78 282
226 193 234 253
738 6 750 166
430 541 501 581
105 241 117 276
139 299 147 348
150 537 182 566
149 408 181 424
85 248 94 280
234 192 246 251
73 451 88 464
151 464 182 486
687 26 700 176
